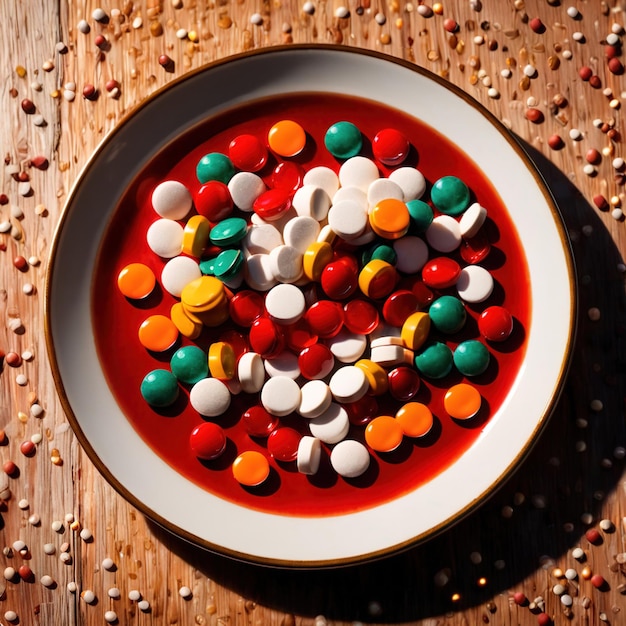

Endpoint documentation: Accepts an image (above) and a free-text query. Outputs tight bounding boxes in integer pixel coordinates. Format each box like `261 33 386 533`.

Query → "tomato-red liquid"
93 93 530 517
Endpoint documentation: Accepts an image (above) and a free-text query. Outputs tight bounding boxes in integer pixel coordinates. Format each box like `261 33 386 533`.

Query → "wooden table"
1 0 626 624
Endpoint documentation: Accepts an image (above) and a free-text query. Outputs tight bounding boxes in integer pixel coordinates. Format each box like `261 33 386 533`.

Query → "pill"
406 199 433 232
372 128 410 166
302 166 340 198
324 121 363 159
245 254 278 291
298 343 335 380
414 342 454 379
182 215 211 257
228 134 268 172
169 303 203 339
302 241 333 282
227 171 266 211
328 199 368 240
330 439 371 477
195 181 234 222
264 350 301 379
425 215 462 252
209 216 248 247
242 405 279 437
237 352 266 393
358 259 398 300
151 180 193 219
170 345 209 384
429 295 466 333
268 120 307 157
388 366 421 401
244 224 283 254
297 436 322 474
459 202 487 238
267 427 302 461
140 369 179 407
370 344 412 367
117 263 156 299
453 340 490 376
271 161 305 193
161 256 202 297
249 316 285 358
388 167 427 201
395 402 433 437
393 236 429 274
365 415 404 452
326 328 367 363
456 265 494 303
367 178 404 209
329 365 369 403
283 216 321 253
261 376 302 416
208 341 236 379
189 378 231 416
180 276 226 313
138 315 179 351
369 198 410 239
444 383 482 419
298 380 333 418
252 188 293 222
265 283 306 324
146 219 184 258
321 259 359 299
355 358 389 395
478 305 514 341
232 450 270 486
196 152 235 185
268 245 304 283
309 402 350 443
189 422 227 460
292 184 332 220
422 257 461 289
431 175 470 216
338 156 380 192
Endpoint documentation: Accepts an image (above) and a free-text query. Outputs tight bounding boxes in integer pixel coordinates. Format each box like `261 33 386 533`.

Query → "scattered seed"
591 574 606 589
529 18 545 33
81 589 96 604
104 611 118 623
79 528 92 542
101 557 115 570
4 610 17 622
77 19 90 33
569 128 583 140
51 520 64 532
334 6 349 18
21 99 35 114
108 587 121 598
138 600 150 611
43 543 55 555
572 31 585 42
179 585 192 599
28 514 40 525
444 18 458 33
303 1 315 14
525 108 544 123
40 574 55 587
599 518 614 531
67 581 77 592
20 441 35 456
548 134 564 150
129 589 142 601
417 4 433 17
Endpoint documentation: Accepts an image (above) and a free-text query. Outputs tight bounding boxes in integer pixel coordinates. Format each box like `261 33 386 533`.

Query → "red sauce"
93 93 530 517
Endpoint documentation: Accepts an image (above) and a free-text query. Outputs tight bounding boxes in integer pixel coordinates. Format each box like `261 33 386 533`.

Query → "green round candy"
324 121 363 159
414 342 454 379
140 369 179 407
170 346 208 385
196 152 235 185
199 257 216 275
429 295 466 334
209 217 248 247
362 243 397 266
213 248 243 281
430 176 470 216
406 199 434 232
453 340 490 377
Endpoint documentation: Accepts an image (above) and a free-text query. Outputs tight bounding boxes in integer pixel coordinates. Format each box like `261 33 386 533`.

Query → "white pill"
317 223 337 244
250 207 297 232
244 224 283 255
346 225 376 246
338 156 380 192
264 351 301 379
151 180 193 220
261 376 302 416
369 335 404 349
303 165 340 197
459 202 487 238
393 235 429 274
367 178 404 210
268 245 304 283
333 185 368 211
298 380 333 418
237 352 266 393
330 440 370 478
292 184 332 220
388 167 427 200
326 329 367 363
245 254 277 291
328 366 369 403
283 216 320 253
265 283 306 325
327 199 368 240
426 215 462 252
297 436 322 475
189 378 231 416
146 219 184 258
160 256 201 297
309 403 350 444
228 171 266 211
456 265 494 303
370 344 413 367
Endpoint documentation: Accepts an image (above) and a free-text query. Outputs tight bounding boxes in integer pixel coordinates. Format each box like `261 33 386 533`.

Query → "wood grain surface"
1 0 626 624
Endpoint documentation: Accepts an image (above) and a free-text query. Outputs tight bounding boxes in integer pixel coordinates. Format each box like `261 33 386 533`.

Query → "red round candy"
343 299 380 334
283 318 318 352
218 329 249 360
382 290 420 327
20 441 35 457
298 343 335 380
271 161 304 193
189 422 227 460
334 253 359 274
344 395 379 426
249 316 284 358
372 128 410 166
421 257 461 289
267 427 302 462
228 134 268 172
194 181 234 222
252 188 292 221
388 366 421 401
478 306 514 342
229 289 265 327
321 260 358 300
460 231 491 264
305 300 344 338
242 405 279 437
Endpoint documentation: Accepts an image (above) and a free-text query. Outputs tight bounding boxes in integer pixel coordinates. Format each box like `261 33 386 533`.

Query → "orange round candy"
117 263 156 299
232 450 270 486
395 402 433 437
365 415 404 452
369 198 410 239
138 315 179 352
444 383 482 419
268 120 307 157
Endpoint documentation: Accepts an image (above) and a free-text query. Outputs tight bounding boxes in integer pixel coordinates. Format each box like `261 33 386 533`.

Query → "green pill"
453 340 490 377
429 295 466 334
170 346 208 385
430 176 470 216
406 199 434 232
196 152 235 185
362 243 397 266
414 342 454 379
140 369 179 407
213 248 244 281
209 217 248 247
324 121 363 159
199 257 216 275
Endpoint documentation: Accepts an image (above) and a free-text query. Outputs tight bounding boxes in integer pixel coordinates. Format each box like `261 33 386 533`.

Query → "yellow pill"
369 198 410 239
444 383 482 420
232 450 270 486
302 241 334 282
208 341 236 379
193 299 230 327
138 315 179 352
395 402 434 437
182 215 211 258
268 120 307 157
170 302 203 340
401 311 431 351
117 263 156 300
355 359 389 395
365 415 404 452
180 275 225 313
358 259 398 300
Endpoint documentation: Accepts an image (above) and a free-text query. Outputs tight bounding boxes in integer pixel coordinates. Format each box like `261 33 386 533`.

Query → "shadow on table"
149 143 626 623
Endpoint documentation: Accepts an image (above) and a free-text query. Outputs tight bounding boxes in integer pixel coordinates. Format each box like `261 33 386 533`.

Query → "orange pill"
117 263 156 299
355 359 389 396
208 341 236 379
395 402 433 437
170 302 203 340
365 415 404 452
138 315 179 352
268 120 307 157
369 198 410 239
232 450 270 486
444 383 482 419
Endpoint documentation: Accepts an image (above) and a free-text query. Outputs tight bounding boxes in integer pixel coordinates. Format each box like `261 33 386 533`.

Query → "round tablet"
298 380 332 418
425 215 462 253
260 376 302 417
292 184 332 221
189 378 231 417
264 351 301 380
456 265 494 303
388 166 427 200
117 263 156 300
324 121 363 159
431 175 470 216
237 352 266 393
232 450 270 486
244 224 283 255
161 256 202 297
264 283 306 325
393 236 429 274
146 219 184 258
297 436 322 475
189 422 227 460
330 440 370 478
140 369 179 407
303 166 340 198
151 180 193 220
327 200 368 240
268 245 304 284
283 216 320 253
459 202 488 238
227 171 266 212
367 178 404 209
170 345 208 385
326 329 367 363
328 365 369 403
309 403 350 444
338 156 380 192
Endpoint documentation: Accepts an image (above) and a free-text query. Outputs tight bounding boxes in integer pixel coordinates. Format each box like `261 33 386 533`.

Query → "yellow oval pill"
209 341 236 379
355 359 389 396
358 259 397 300
365 415 404 452
302 241 334 282
444 383 482 420
369 198 410 239
117 263 156 300
193 299 230 327
180 276 225 313
268 120 307 157
170 302 203 340
401 311 431 351
395 402 434 437
232 450 270 486
182 214 211 258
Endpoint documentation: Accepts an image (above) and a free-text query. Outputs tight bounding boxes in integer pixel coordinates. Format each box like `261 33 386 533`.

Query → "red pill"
478 306 513 342
529 17 545 33
242 405 279 437
3 460 17 476
218 329 249 361
593 194 609 211
605 44 620 59
608 57 624 75
158 54 173 68
591 574 606 589
271 161 304 193
13 255 28 270
586 148 601 165
443 18 458 33
548 134 564 150
305 300 344 338
298 343 335 380
20 441 35 457
189 422 227 460
525 108 544 123
321 260 358 300
228 134 268 172
513 591 528 606
229 289 265 327
283 318 318 352
589 75 602 89
344 394 379 426
585 527 601 544
267 427 302 462
252 188 292 221
405 279 434 307
343 299 380 335
421 257 461 289
460 232 491 264
0 193 8 205
195 181 234 222
388 366 421 401
536 613 551 626
382 290 419 327
5 352 22 367
249 316 284 358
372 128 410 166
579 66 593 81
18 565 34 581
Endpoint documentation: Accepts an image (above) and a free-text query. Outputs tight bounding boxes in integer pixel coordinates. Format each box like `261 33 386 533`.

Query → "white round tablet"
309 402 350 444
330 440 370 478
327 200 368 240
292 184 332 221
264 351 301 379
228 171 266 212
328 366 369 403
283 216 320 253
238 352 266 393
265 283 306 325
151 180 193 220
393 235 429 274
260 376 302 417
367 178 404 210
459 202 488 238
425 215 462 253
160 256 202 297
388 167 427 200
332 186 368 211
245 254 277 291
244 224 283 255
189 378 231 417
456 265 494 303
326 329 367 363
298 380 332 418
297 436 322 475
302 166 340 198
268 245 303 283
338 156 380 192
146 219 184 258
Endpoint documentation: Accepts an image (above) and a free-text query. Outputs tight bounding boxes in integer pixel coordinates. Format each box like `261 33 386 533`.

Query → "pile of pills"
114 109 521 492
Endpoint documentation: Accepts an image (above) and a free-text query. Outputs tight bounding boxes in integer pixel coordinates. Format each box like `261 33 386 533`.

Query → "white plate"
45 46 576 568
